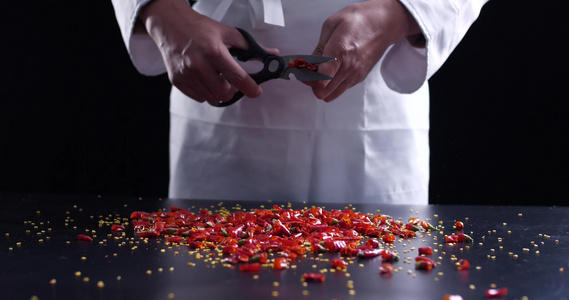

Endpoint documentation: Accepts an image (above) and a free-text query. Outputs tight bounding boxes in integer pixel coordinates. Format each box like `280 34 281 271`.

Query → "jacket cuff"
112 0 167 75
380 0 430 94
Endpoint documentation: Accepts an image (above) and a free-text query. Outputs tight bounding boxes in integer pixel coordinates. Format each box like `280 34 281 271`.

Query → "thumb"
312 21 335 56
302 22 337 88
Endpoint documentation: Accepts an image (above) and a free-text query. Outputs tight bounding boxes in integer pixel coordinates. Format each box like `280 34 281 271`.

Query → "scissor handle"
212 28 284 107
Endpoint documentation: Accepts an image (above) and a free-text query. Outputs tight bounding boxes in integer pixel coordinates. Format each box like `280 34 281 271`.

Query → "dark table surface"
1 193 568 300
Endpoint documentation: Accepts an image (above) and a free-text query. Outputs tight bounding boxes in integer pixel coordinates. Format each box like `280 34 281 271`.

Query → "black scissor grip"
212 28 284 107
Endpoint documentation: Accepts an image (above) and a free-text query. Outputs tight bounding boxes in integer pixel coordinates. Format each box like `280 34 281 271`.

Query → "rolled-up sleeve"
111 0 167 75
381 0 488 93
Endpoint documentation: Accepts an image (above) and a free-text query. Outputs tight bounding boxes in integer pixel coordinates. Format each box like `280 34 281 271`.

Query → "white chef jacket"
111 0 487 204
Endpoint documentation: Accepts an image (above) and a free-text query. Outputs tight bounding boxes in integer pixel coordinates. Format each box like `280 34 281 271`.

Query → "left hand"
304 0 422 102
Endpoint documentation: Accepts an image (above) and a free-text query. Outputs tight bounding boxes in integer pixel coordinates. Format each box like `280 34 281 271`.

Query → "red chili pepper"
302 273 325 282
415 256 436 270
77 234 93 242
273 257 288 270
330 258 347 269
445 233 473 243
358 248 384 258
407 217 420 225
166 236 183 243
379 263 394 274
111 224 125 232
420 221 439 231
381 250 399 261
457 259 470 270
382 233 395 243
455 221 464 230
170 206 183 212
418 247 433 255
239 263 261 272
443 295 463 300
288 58 318 71
415 260 434 270
223 244 238 254
258 252 268 264
485 288 508 298
365 238 380 248
137 230 160 238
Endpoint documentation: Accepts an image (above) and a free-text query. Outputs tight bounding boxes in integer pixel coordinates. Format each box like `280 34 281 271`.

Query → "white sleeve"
381 0 489 93
111 0 168 75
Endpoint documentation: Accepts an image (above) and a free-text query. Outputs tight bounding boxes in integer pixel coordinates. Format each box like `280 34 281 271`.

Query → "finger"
311 52 356 100
321 78 353 102
258 43 279 55
312 17 338 56
301 59 339 89
302 18 340 90
218 30 263 99
199 69 238 103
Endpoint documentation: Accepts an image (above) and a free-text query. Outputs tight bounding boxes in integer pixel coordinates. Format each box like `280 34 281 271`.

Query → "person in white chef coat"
111 0 488 204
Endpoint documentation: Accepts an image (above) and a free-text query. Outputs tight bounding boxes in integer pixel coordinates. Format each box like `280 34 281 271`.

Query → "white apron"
169 0 430 204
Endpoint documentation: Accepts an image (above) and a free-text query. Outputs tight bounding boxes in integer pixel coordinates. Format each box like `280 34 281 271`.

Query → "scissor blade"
281 55 336 64
281 68 333 81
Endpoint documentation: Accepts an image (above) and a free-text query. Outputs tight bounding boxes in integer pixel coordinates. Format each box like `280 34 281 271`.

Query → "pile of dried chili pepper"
128 205 439 269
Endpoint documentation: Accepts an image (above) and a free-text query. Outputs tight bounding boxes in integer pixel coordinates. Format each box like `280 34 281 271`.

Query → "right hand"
139 0 264 105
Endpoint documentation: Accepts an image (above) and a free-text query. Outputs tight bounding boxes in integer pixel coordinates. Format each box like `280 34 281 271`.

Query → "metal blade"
281 55 336 64
281 68 333 81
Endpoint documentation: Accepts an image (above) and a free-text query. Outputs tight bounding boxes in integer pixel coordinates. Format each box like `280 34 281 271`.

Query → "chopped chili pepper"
382 233 396 243
137 230 160 238
420 221 439 231
379 263 394 274
408 217 420 225
415 260 434 270
166 236 183 243
288 58 318 71
443 295 463 300
127 203 454 273
455 221 464 230
302 273 325 282
485 288 508 298
381 250 399 261
77 234 93 242
418 247 433 255
365 238 380 248
111 224 125 232
445 233 473 243
170 206 183 212
273 257 288 270
415 256 436 270
239 262 261 272
457 259 470 270
330 258 348 269
358 248 384 258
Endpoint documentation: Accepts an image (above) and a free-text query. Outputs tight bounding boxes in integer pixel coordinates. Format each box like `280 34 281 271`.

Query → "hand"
304 0 422 102
139 0 275 105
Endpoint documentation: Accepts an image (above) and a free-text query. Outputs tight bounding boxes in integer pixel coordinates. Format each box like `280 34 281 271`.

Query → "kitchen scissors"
213 28 335 107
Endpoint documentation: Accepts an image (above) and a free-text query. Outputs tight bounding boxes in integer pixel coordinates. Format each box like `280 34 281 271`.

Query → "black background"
1 1 568 205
